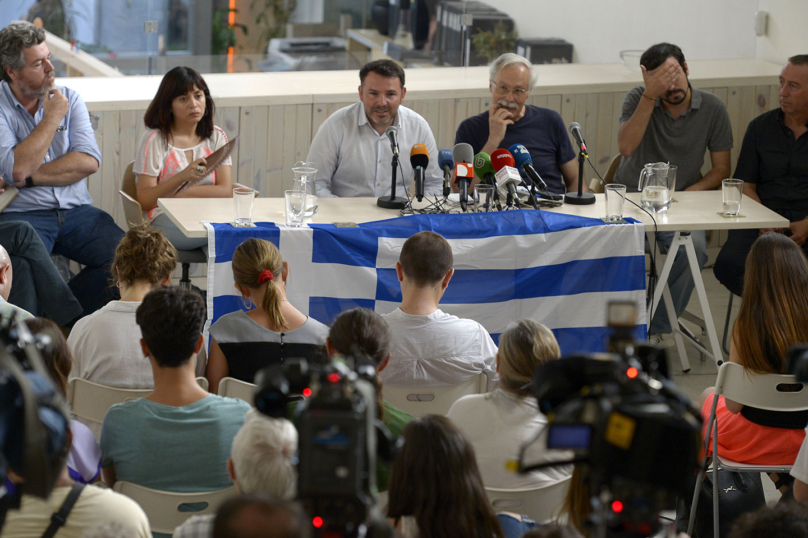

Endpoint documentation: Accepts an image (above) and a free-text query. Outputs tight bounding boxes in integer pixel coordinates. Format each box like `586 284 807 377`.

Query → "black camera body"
254 356 391 538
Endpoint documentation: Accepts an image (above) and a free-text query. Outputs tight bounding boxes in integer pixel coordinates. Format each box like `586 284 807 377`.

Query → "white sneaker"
649 334 666 347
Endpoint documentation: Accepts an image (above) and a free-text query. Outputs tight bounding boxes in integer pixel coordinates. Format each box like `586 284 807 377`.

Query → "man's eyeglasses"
490 81 529 98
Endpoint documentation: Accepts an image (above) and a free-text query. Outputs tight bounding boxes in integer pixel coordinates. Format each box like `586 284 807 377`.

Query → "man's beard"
661 83 689 105
497 99 518 110
19 75 54 100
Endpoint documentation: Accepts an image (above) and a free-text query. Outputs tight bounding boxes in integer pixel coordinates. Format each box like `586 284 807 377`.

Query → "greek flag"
204 211 646 354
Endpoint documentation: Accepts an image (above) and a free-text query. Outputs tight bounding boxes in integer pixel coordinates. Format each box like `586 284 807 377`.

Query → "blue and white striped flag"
204 211 646 355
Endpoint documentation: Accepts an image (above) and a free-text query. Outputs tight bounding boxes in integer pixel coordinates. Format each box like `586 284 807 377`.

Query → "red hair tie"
258 270 274 284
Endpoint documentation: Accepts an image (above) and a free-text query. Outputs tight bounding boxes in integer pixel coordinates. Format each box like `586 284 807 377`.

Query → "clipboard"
173 136 238 195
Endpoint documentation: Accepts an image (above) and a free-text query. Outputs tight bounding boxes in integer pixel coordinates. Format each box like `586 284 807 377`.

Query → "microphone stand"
526 178 540 210
564 148 595 205
377 154 407 209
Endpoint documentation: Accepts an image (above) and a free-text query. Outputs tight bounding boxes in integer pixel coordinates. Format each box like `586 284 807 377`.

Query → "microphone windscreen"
490 148 516 172
410 143 429 169
473 152 496 178
438 149 454 169
453 142 474 164
568 122 581 134
508 144 533 170
385 125 398 136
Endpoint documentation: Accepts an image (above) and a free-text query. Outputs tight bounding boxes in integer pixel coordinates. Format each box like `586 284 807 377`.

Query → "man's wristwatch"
24 176 34 188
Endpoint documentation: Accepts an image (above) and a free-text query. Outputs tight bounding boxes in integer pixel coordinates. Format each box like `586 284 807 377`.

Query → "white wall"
482 0 759 64
755 0 808 64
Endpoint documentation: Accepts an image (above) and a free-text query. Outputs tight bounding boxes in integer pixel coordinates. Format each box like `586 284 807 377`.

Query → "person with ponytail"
206 238 328 394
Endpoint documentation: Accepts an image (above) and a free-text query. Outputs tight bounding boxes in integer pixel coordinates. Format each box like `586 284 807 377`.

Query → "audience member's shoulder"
81 485 151 536
209 393 253 413
447 392 486 417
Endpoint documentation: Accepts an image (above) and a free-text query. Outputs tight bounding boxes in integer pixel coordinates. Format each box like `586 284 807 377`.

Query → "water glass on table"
474 184 495 212
604 184 627 222
722 179 743 216
285 190 306 227
233 187 256 227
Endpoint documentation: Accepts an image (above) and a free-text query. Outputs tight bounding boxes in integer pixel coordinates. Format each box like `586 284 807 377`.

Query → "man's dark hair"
213 494 310 538
789 54 808 66
730 502 808 538
136 286 205 367
359 59 405 88
399 231 453 287
640 42 686 72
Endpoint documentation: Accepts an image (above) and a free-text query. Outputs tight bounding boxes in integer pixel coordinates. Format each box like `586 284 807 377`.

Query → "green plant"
250 0 297 51
471 22 518 64
212 8 248 56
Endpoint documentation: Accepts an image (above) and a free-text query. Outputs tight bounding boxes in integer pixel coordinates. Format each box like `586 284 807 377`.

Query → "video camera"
0 315 71 532
517 301 703 538
253 351 396 538
788 344 808 382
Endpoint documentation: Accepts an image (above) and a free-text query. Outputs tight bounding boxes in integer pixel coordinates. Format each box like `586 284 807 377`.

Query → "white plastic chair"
486 476 572 523
113 481 236 534
67 377 210 428
382 373 487 417
687 362 808 537
218 376 256 405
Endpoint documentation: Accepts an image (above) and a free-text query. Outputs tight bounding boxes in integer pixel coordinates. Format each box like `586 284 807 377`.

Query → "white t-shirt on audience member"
448 389 572 489
380 308 498 387
790 426 808 484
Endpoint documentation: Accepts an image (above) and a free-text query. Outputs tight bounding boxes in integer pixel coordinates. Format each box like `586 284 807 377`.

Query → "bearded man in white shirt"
380 231 498 388
309 60 443 198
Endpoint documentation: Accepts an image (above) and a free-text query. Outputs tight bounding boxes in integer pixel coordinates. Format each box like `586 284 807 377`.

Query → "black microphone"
410 143 429 202
438 149 454 198
569 122 588 156
453 143 474 212
385 125 399 157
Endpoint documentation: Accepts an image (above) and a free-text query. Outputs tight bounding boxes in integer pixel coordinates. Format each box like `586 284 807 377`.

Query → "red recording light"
626 367 639 379
612 500 624 513
327 372 342 384
312 516 324 528
302 388 312 398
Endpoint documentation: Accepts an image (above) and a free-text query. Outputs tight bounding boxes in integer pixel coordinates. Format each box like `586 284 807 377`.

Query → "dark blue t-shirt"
454 105 577 194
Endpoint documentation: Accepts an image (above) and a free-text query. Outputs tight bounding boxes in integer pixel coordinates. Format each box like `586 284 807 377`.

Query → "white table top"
158 191 788 239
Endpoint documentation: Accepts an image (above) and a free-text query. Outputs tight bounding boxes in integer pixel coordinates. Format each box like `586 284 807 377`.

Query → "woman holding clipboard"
134 66 233 251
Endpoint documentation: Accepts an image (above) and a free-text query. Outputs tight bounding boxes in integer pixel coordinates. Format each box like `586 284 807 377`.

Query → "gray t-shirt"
613 86 733 191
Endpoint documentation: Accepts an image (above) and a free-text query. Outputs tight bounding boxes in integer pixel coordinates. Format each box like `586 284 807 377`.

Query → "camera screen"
547 424 591 449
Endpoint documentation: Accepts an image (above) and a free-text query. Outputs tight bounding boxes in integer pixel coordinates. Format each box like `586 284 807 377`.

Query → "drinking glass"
605 184 627 222
722 179 743 216
474 184 495 212
285 190 306 227
233 187 255 227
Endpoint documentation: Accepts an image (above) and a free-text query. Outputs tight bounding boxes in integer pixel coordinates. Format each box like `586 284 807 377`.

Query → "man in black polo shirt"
714 55 808 296
454 53 581 195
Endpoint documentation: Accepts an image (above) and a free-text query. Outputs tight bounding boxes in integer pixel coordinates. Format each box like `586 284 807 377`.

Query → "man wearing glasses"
454 53 581 195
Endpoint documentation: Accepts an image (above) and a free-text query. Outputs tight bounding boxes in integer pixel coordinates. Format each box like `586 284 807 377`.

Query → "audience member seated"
448 320 572 489
0 242 32 323
559 465 592 537
100 286 251 492
212 494 310 538
387 415 506 538
1 424 150 538
173 409 297 538
729 502 808 538
380 231 497 388
793 428 808 504
326 307 414 491
698 233 808 485
134 66 233 252
206 238 328 394
25 317 101 485
68 225 177 391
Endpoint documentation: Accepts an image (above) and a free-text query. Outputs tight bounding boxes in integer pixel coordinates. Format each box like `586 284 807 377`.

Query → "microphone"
569 122 587 157
385 125 399 157
410 143 429 202
438 149 454 198
490 149 522 208
508 144 562 203
473 152 502 211
453 143 474 212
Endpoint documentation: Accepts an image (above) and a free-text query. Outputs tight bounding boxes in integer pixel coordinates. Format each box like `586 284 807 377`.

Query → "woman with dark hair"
134 66 233 251
26 317 102 484
325 307 413 491
387 414 504 538
699 232 808 468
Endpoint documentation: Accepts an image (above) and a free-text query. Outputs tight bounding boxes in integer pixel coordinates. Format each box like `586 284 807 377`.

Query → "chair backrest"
218 376 255 405
486 476 572 524
67 377 209 426
382 373 486 418
716 362 808 412
113 481 236 534
588 154 622 193
119 161 145 228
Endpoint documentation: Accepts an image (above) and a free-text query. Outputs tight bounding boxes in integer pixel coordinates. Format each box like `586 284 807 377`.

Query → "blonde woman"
448 319 572 489
206 238 328 394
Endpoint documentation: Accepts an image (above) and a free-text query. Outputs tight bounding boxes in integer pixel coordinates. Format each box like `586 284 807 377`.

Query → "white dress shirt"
380 307 498 387
309 102 443 198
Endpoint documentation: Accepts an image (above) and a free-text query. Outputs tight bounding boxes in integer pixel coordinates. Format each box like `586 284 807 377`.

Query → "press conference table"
159 192 788 371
